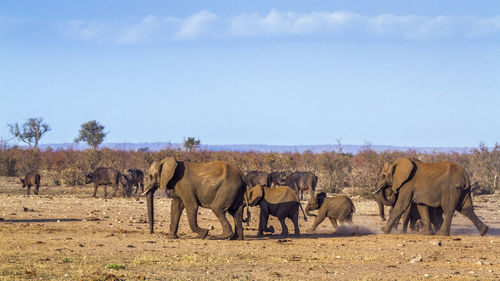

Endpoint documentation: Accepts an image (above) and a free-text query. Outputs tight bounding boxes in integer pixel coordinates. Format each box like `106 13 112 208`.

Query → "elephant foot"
435 229 450 236
166 233 179 239
214 231 233 240
381 225 391 234
267 226 275 233
479 225 488 236
420 229 434 235
198 229 209 239
293 232 300 237
257 232 264 237
229 232 243 240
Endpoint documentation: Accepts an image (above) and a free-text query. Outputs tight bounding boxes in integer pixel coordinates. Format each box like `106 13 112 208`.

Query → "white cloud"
174 10 219 40
59 11 500 44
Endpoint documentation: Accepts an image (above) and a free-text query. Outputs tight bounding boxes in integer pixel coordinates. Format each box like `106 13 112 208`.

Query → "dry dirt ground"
0 176 499 280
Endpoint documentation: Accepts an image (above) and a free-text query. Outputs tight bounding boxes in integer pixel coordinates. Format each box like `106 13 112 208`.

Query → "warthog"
85 167 130 198
20 172 41 195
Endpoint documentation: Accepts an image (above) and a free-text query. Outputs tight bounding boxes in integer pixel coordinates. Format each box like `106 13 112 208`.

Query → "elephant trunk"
305 204 316 217
376 186 395 206
145 186 157 234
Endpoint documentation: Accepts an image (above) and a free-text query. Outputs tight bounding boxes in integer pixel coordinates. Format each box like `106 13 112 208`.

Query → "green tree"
74 120 107 149
183 137 201 151
8 117 51 148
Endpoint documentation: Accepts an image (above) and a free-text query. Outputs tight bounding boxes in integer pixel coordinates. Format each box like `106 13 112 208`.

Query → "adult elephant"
245 171 270 187
143 157 249 240
375 157 488 236
284 171 317 200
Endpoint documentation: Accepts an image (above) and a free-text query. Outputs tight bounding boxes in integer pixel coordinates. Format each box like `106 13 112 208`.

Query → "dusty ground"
0 176 499 280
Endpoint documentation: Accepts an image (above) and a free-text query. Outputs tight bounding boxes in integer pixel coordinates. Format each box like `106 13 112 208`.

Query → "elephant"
269 171 290 187
375 157 488 236
305 192 355 232
284 171 317 200
85 167 130 198
245 171 270 187
144 157 250 240
374 185 443 233
126 168 145 195
20 172 41 195
247 185 307 237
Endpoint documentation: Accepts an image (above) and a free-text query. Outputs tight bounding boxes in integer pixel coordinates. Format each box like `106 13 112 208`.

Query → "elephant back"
264 185 299 204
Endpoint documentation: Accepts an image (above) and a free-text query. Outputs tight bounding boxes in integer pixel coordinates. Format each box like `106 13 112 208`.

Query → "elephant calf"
305 192 355 233
247 185 307 237
20 172 41 195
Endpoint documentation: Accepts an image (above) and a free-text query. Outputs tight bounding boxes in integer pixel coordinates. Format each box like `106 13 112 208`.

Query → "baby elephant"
20 172 41 195
247 185 307 237
305 192 355 232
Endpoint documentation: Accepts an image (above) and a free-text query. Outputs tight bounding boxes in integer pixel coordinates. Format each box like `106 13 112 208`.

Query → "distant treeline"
0 143 498 197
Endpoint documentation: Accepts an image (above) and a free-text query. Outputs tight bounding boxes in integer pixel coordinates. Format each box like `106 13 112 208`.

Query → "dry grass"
0 176 499 280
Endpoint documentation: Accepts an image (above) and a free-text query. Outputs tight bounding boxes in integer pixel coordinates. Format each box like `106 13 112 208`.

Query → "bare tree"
8 117 50 149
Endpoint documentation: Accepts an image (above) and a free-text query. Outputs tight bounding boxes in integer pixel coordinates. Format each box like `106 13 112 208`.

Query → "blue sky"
1 1 499 147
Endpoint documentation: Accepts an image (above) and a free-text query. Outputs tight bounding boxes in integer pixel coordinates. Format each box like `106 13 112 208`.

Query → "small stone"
476 261 483 265
424 274 430 277
430 240 442 246
335 256 342 259
410 255 423 263
468 271 475 274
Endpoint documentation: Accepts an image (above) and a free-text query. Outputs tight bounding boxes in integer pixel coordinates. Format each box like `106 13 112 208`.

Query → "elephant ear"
159 157 178 189
391 158 414 193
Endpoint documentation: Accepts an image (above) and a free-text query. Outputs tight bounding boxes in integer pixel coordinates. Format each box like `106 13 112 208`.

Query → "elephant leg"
258 209 271 236
382 192 412 234
228 205 244 240
308 209 327 233
329 217 338 229
278 216 289 236
378 200 386 221
185 203 209 239
401 206 411 233
431 208 444 232
416 204 433 235
168 197 185 239
457 194 488 236
291 208 300 236
212 208 233 240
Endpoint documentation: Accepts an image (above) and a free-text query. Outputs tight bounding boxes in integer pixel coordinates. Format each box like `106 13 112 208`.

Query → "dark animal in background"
126 168 144 195
247 185 306 237
85 167 129 198
305 192 355 233
269 171 290 187
20 172 41 195
245 171 270 187
284 171 317 200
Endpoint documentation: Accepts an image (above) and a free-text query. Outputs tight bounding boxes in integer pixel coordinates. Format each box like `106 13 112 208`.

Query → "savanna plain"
0 177 499 280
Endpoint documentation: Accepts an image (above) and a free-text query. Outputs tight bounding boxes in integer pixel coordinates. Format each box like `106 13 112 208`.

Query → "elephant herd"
19 156 489 240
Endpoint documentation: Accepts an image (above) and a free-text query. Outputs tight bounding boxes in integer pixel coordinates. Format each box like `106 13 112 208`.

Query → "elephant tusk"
372 187 383 196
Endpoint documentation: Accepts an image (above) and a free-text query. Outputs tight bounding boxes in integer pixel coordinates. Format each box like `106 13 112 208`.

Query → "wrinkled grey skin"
126 168 144 195
85 167 130 198
376 157 488 236
305 192 355 232
245 171 270 187
284 171 317 200
20 172 40 195
144 157 250 240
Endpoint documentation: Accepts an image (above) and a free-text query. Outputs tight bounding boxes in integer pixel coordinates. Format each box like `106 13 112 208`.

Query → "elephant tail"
299 201 308 222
